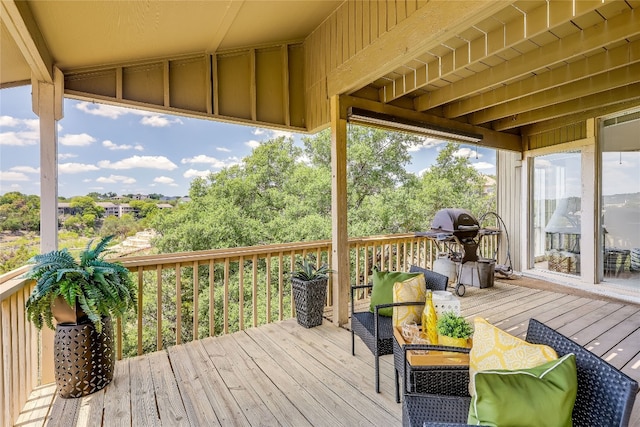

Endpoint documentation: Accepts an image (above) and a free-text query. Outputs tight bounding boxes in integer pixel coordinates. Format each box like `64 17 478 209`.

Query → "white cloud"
0 132 30 146
181 154 240 169
183 168 211 179
0 131 39 147
96 174 136 184
88 186 105 191
59 163 100 174
102 140 144 151
417 167 431 176
246 140 260 149
216 147 231 153
10 166 39 174
59 133 96 147
83 179 92 183
453 147 482 158
253 127 293 140
0 116 20 127
98 155 178 170
270 130 293 139
140 115 183 127
76 102 130 119
472 161 494 170
408 137 443 152
0 118 40 146
0 171 29 181
154 176 178 186
58 153 78 160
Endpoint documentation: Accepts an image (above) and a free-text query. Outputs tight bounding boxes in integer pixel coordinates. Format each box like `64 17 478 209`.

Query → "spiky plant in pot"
291 258 331 328
25 235 137 333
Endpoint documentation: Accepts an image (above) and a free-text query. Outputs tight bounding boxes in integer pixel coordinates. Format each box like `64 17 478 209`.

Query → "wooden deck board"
20 280 640 427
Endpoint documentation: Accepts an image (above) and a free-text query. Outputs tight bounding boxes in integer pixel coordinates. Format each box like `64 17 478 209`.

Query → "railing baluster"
175 263 182 345
156 265 162 351
266 254 271 324
209 259 215 337
137 267 143 356
223 258 230 334
1 297 11 427
252 254 258 328
238 256 244 331
289 251 295 317
193 261 199 341
278 253 284 321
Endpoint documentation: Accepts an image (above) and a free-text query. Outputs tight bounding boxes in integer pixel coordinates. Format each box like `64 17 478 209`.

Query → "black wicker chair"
402 318 639 427
351 268 448 393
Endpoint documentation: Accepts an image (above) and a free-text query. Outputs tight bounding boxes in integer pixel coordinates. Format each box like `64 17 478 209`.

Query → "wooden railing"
0 265 52 427
1 232 497 426
116 232 497 359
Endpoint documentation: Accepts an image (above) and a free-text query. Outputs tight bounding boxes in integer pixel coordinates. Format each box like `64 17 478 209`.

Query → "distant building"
57 201 172 219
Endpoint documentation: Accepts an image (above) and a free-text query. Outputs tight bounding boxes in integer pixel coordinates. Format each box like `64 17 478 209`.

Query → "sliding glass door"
532 152 582 276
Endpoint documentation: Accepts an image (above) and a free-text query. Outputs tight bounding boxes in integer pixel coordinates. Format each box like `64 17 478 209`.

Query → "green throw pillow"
370 270 421 317
468 353 577 427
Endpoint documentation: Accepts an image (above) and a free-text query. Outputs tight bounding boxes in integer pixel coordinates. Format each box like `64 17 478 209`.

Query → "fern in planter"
25 235 137 333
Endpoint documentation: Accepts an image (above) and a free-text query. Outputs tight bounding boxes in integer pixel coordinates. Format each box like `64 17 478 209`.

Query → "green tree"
0 192 40 232
100 214 140 238
415 143 494 221
70 195 105 218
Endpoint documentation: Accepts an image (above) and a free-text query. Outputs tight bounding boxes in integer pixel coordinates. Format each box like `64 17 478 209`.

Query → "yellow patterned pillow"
469 318 558 396
392 275 426 327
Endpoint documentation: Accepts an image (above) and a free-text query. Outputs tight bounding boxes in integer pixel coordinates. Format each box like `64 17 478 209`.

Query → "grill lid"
431 208 479 233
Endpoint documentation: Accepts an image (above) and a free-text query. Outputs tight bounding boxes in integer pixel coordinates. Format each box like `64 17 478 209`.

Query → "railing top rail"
118 233 420 268
0 265 32 300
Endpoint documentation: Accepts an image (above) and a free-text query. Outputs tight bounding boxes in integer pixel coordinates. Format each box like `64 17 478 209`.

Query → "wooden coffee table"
392 326 470 403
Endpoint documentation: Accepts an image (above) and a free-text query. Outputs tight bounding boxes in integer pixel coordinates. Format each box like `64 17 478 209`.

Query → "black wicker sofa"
402 318 639 427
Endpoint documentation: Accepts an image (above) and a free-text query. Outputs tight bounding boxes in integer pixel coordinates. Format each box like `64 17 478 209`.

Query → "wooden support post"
330 95 349 326
33 67 63 254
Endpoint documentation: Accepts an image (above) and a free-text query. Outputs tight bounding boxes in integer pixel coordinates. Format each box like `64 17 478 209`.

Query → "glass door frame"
522 137 598 284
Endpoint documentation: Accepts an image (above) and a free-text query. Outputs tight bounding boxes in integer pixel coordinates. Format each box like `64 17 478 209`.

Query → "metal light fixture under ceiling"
347 107 483 144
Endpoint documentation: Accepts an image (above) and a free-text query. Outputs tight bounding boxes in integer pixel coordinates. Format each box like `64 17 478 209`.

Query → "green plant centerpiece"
25 235 137 332
436 311 473 348
24 235 137 398
291 259 330 328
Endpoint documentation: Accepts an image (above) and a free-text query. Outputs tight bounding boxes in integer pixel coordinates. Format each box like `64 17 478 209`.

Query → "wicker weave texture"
54 317 114 398
526 319 638 427
403 318 639 427
292 278 327 328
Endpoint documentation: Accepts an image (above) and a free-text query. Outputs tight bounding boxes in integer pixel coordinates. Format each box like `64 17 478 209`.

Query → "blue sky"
0 85 495 198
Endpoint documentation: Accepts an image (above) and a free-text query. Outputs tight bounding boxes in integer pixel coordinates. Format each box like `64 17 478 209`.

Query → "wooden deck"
17 279 640 427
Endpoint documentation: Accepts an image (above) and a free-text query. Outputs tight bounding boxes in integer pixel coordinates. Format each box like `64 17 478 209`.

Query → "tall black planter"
54 316 114 398
292 277 328 328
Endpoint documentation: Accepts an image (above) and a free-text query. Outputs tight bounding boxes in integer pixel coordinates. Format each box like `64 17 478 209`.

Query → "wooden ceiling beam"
341 95 522 152
0 0 53 83
470 62 640 125
378 0 606 104
445 38 640 119
492 82 640 131
326 0 510 97
414 5 640 112
522 99 640 136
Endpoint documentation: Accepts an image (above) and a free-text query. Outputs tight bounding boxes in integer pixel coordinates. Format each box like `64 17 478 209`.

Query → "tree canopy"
152 127 495 253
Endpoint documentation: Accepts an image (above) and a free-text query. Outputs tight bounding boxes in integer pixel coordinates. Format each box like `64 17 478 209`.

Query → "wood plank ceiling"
2 0 640 152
